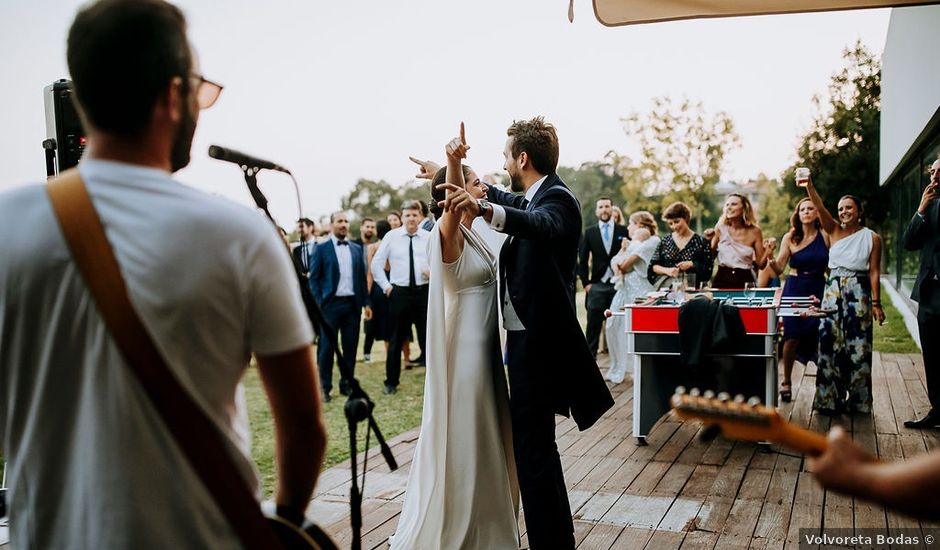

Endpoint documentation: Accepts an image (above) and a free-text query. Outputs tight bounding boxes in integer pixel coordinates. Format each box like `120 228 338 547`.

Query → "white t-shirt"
0 159 314 549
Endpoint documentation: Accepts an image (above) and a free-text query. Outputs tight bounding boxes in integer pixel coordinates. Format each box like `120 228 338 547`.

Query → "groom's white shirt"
489 175 547 331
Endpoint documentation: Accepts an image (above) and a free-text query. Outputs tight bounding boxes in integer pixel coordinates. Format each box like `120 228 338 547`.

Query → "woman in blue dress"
767 197 830 402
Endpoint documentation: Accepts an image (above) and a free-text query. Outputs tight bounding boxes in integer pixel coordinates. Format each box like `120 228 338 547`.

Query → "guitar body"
267 515 339 550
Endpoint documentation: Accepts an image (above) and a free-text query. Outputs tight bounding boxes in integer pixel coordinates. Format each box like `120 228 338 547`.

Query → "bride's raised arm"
438 123 470 263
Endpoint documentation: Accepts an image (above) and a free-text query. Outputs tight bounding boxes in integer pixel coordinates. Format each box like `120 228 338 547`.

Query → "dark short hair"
507 116 559 176
429 165 475 218
376 220 392 240
297 217 315 228
67 0 192 136
330 210 348 223
361 217 375 224
401 199 423 213
387 210 401 222
662 202 692 222
596 197 612 206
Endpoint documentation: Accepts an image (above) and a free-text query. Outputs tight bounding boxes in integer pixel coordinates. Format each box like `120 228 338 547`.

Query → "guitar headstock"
671 387 784 444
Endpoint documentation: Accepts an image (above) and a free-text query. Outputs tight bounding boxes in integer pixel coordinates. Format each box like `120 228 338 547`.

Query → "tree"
339 177 429 230
612 97 741 232
782 41 887 231
557 160 626 230
752 173 793 242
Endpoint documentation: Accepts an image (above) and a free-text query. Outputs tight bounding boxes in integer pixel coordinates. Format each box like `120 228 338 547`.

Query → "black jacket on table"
487 175 614 430
579 222 629 288
903 199 940 306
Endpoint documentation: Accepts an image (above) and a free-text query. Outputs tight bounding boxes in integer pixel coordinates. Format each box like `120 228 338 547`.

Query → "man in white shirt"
0 1 326 547
308 211 372 401
370 200 431 394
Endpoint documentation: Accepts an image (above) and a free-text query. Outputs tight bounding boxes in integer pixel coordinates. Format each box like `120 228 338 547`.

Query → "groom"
441 117 614 548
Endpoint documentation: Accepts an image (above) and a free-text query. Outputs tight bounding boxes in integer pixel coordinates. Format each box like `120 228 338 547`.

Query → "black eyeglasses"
190 73 223 109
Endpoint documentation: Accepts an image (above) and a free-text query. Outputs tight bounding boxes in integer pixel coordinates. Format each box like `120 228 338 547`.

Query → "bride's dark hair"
429 164 474 218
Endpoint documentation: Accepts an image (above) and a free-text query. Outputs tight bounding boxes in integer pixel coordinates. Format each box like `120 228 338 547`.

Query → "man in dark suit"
579 197 629 358
294 217 316 278
440 117 614 549
903 157 940 429
309 210 371 401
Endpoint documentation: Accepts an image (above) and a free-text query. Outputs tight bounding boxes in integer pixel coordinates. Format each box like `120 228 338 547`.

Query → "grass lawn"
244 339 426 497
874 283 920 354
238 285 919 497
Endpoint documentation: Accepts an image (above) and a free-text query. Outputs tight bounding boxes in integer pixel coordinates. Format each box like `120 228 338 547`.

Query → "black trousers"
385 284 428 387
506 330 575 550
919 279 940 411
584 281 616 358
317 297 360 394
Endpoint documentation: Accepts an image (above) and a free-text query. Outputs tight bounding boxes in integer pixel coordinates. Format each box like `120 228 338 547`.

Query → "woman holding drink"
803 173 885 415
767 195 830 402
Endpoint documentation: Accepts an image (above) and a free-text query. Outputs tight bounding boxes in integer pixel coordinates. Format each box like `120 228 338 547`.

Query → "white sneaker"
363 353 372 363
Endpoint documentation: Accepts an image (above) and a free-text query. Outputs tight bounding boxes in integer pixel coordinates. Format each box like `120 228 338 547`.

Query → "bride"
389 125 519 549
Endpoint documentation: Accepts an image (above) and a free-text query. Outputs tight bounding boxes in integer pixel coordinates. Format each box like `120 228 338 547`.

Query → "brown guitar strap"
46 169 283 549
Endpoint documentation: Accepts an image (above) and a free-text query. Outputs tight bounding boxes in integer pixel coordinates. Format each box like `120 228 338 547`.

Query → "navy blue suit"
309 238 369 395
487 175 614 549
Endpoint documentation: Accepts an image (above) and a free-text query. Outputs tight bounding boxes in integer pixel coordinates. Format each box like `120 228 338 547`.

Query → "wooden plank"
822 503 854 529
644 530 687 549
577 457 628 493
710 465 747 501
680 465 721 498
785 504 822 544
603 460 649 492
713 534 751 549
653 422 699 463
852 500 887 530
566 455 606 489
651 462 694 497
721 498 763 537
748 538 785 550
657 497 705 532
678 530 718 550
577 522 625 550
608 527 654 549
575 491 625 523
625 462 671 496
574 519 597 547
737 469 772 501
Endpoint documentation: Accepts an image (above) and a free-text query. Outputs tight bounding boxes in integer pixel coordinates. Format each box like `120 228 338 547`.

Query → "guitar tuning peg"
733 394 745 404
717 392 730 402
675 386 687 396
703 390 715 399
747 397 762 407
689 388 701 397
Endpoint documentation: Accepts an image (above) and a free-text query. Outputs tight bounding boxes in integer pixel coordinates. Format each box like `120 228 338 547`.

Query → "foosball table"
614 288 819 445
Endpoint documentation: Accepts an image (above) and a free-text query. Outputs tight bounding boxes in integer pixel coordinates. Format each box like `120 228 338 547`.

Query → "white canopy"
592 0 939 27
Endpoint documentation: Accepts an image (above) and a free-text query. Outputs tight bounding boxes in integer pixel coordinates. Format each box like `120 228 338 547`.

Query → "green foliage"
613 97 741 232
875 285 920 354
557 160 626 230
782 41 888 232
753 173 794 242
340 178 429 232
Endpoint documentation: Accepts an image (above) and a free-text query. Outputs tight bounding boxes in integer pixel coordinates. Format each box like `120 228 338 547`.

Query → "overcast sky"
0 0 891 229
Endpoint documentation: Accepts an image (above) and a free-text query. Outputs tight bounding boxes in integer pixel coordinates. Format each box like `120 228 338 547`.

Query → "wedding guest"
767 198 830 402
805 178 885 415
611 205 625 226
363 220 393 363
387 211 403 230
649 202 713 289
579 197 629 359
705 193 772 288
605 211 659 383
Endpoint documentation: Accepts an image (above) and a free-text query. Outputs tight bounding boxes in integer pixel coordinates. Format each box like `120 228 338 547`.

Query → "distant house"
880 4 940 311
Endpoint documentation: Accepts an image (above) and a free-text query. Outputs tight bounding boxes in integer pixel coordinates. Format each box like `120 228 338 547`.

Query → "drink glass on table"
743 282 757 303
796 167 810 187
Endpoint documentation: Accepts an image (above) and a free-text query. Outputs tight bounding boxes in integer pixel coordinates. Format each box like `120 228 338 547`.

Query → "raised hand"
918 181 939 215
409 156 441 180
435 182 477 216
445 122 470 161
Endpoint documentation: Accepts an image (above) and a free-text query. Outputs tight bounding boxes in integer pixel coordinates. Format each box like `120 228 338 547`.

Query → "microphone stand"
239 166 397 550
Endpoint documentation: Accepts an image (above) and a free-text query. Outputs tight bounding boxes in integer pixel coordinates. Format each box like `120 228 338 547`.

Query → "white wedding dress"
389 221 519 550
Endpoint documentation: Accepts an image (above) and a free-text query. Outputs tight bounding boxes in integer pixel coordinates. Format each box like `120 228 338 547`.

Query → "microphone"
208 145 291 174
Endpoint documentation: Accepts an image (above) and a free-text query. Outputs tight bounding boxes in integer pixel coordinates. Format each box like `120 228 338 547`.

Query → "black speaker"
43 79 86 175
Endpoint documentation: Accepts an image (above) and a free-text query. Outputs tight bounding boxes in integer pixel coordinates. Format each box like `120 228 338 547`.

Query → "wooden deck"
309 352 940 549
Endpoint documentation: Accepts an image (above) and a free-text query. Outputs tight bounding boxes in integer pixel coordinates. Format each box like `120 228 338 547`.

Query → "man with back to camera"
308 210 372 402
903 156 940 429
0 1 327 547
579 196 629 359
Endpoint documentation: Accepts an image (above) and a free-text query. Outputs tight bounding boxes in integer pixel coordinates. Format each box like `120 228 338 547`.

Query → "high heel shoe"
778 382 792 403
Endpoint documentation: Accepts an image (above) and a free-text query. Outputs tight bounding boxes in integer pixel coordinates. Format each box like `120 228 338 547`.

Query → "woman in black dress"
648 202 713 288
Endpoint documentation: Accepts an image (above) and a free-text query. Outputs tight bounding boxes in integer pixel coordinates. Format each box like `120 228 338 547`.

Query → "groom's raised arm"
490 188 580 241
486 184 528 211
